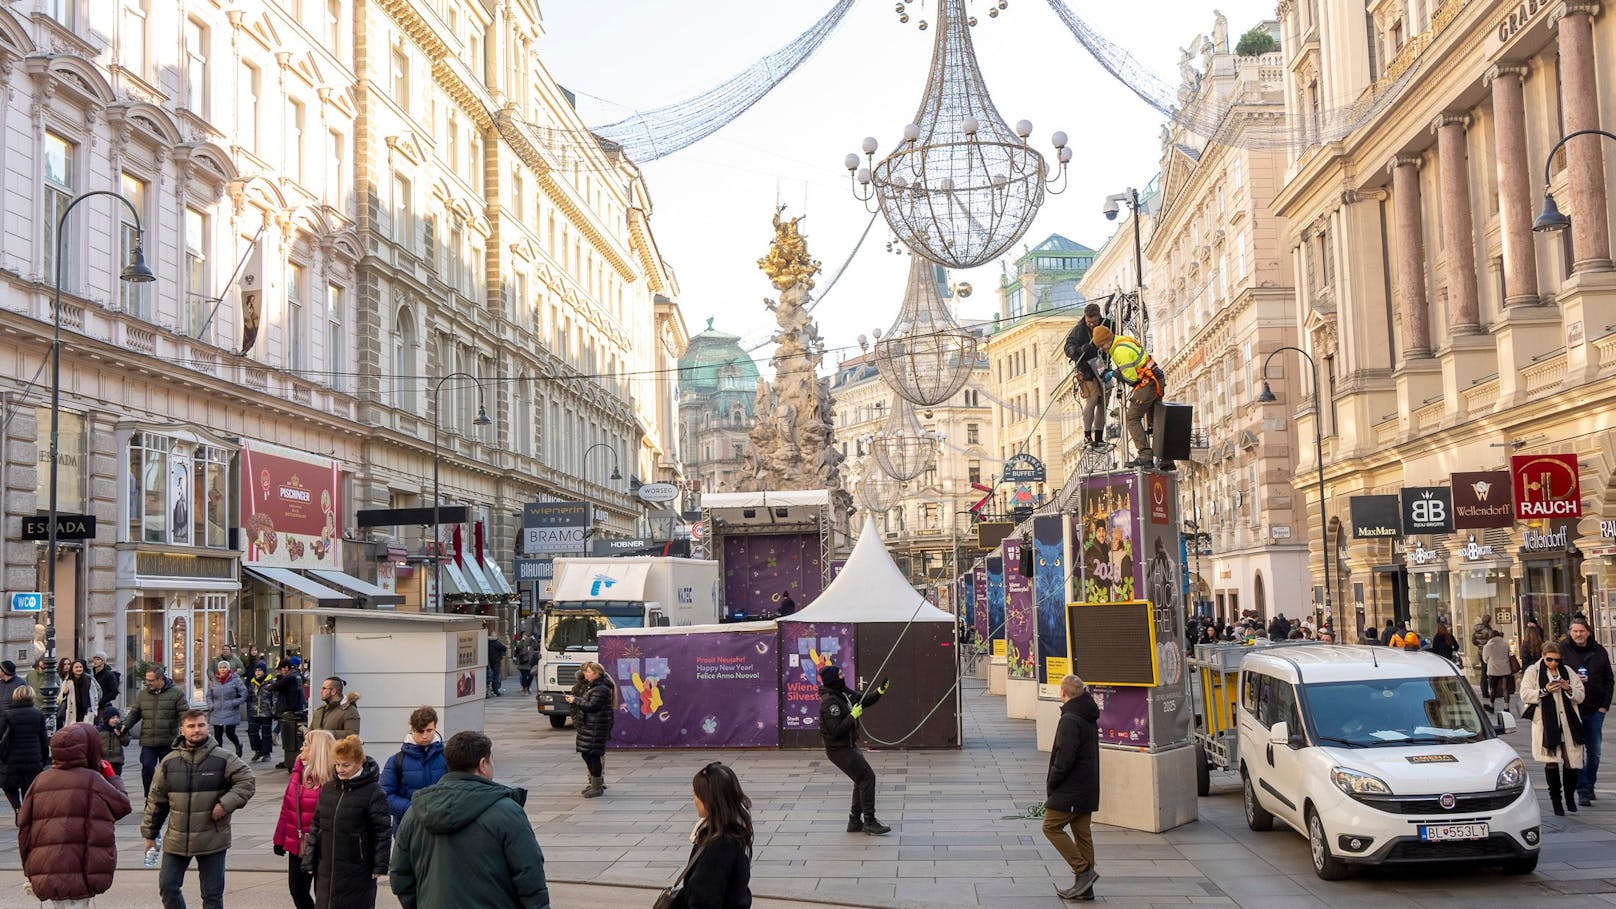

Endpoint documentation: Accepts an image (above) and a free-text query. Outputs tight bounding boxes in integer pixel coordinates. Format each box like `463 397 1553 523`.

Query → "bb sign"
1400 487 1454 534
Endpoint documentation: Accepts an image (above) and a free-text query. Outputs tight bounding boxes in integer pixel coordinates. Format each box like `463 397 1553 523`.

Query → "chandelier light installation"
856 458 903 514
847 0 1070 269
871 397 939 482
873 252 979 406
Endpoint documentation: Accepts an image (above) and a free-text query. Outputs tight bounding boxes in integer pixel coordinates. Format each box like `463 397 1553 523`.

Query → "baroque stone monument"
742 207 849 510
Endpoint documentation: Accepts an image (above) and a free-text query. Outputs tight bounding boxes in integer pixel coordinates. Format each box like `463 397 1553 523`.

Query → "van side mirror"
1268 721 1290 746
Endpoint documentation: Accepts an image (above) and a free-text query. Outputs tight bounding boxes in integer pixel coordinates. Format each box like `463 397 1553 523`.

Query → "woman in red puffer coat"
272 730 337 909
17 722 132 903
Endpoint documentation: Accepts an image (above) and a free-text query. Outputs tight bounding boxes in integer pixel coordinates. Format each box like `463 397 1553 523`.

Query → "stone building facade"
677 319 760 496
1272 0 1616 649
0 1 685 699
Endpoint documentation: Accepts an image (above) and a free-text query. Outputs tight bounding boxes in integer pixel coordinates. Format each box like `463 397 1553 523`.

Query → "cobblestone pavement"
0 677 1614 908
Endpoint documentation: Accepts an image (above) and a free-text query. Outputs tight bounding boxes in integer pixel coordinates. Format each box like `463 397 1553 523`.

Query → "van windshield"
1301 676 1488 747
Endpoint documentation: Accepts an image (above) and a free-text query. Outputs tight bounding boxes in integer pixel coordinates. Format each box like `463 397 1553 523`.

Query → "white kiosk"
288 609 488 741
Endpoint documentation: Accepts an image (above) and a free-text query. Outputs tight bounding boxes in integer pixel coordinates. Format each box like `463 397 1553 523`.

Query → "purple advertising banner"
1003 539 1035 679
721 531 825 620
1090 683 1150 747
1075 472 1143 603
778 622 855 732
972 565 989 648
599 630 780 748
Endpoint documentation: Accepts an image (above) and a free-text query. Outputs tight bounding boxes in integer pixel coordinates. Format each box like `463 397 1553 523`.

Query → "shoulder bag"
652 840 709 909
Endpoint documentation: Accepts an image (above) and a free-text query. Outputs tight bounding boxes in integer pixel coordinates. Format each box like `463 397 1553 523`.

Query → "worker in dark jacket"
1045 675 1101 901
567 662 614 798
389 731 549 909
817 664 891 835
1062 303 1114 447
1564 617 1614 807
122 665 189 797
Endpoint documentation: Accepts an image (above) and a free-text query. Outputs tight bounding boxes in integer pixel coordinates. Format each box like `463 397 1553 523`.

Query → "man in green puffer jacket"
123 665 191 797
390 731 549 909
141 709 256 909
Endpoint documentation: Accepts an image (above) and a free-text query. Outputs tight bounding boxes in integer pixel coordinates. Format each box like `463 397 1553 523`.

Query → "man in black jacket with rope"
818 665 892 835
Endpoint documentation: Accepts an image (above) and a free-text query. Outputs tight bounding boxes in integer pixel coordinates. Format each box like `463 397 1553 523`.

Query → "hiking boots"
846 813 864 833
1056 868 1099 900
861 815 891 835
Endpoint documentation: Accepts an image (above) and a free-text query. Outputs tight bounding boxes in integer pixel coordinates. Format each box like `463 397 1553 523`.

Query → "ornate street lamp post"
431 373 491 610
1255 347 1334 636
1533 128 1616 233
44 191 153 730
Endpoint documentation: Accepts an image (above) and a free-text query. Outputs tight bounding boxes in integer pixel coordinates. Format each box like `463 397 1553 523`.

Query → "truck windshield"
543 605 646 652
1301 676 1488 747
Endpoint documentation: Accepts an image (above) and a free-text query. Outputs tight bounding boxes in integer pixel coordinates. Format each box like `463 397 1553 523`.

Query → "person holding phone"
1521 641 1587 816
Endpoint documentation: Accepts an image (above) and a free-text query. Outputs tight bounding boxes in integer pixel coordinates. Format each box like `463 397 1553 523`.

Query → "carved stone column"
1433 113 1480 332
1551 1 1612 272
1486 64 1540 306
1389 155 1431 357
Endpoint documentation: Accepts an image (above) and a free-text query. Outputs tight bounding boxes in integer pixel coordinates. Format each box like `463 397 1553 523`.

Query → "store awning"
440 561 471 596
483 559 515 597
460 558 496 596
244 567 353 606
307 569 405 607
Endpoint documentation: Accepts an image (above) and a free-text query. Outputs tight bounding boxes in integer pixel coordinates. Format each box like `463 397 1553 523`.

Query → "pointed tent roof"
778 518 955 624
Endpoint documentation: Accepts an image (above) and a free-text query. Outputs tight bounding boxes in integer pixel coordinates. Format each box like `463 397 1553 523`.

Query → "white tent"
779 517 955 625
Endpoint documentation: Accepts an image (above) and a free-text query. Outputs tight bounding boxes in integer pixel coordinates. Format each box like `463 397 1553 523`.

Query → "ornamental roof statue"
757 204 822 292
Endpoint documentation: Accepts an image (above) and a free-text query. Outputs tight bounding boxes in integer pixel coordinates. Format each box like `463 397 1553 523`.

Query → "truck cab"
533 556 719 727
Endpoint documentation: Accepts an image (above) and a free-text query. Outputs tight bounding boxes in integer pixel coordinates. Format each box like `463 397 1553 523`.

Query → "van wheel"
1242 774 1274 831
1194 744 1211 797
549 715 568 729
1500 854 1539 875
1307 809 1350 880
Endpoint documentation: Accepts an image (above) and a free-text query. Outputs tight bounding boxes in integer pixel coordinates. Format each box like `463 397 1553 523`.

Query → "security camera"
1103 203 1119 220
1102 191 1130 220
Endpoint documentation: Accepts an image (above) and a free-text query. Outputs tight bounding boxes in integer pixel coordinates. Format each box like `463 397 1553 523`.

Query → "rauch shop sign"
1511 454 1581 519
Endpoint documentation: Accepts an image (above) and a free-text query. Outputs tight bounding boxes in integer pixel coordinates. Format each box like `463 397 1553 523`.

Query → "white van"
1237 645 1541 879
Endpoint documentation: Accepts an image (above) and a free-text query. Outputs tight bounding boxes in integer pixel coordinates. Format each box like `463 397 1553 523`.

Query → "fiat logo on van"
1438 793 1457 810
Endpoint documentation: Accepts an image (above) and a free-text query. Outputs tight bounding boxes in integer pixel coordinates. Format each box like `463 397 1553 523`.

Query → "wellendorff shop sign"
1510 454 1582 519
1452 471 1513 528
1522 525 1572 553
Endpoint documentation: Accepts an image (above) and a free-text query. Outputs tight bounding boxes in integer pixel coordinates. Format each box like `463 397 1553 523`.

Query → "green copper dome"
678 317 762 394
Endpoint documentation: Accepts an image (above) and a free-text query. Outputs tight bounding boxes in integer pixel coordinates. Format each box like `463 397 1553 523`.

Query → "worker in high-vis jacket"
1091 326 1170 470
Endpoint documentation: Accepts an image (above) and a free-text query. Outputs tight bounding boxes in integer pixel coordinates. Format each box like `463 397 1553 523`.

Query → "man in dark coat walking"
1563 617 1614 806
817 664 891 835
1045 675 1101 901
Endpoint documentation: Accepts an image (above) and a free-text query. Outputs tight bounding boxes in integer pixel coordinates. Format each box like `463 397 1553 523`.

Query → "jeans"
286 850 315 909
519 667 534 691
159 850 226 909
827 746 877 817
140 745 172 797
1581 709 1606 795
487 664 502 694
1125 381 1161 462
1042 808 1095 874
248 717 275 757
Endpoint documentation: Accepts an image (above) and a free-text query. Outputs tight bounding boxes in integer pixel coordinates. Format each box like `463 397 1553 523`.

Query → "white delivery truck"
533 556 720 727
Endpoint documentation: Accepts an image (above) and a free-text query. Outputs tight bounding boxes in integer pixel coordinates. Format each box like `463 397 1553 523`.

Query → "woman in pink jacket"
272 730 336 909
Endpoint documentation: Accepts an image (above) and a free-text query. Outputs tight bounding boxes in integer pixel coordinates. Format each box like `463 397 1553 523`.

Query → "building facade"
677 319 760 496
986 235 1094 515
1146 21 1308 624
0 0 686 700
1272 0 1616 651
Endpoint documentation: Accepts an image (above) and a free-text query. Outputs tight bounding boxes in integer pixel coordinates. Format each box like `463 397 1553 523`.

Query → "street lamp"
582 442 623 484
1533 129 1616 233
431 372 491 611
1255 346 1335 637
45 190 153 730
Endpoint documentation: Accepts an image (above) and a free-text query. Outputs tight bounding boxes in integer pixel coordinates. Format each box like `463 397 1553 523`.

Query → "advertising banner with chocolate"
240 440 341 568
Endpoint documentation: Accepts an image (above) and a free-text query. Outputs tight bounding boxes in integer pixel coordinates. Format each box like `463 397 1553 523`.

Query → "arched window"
1254 570 1267 619
394 306 418 413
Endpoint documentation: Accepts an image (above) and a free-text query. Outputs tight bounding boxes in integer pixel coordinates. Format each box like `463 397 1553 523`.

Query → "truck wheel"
549 715 568 729
1195 743 1211 797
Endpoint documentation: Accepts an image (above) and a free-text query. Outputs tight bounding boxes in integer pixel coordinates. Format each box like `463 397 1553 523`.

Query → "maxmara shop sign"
1350 495 1402 538
1511 454 1581 519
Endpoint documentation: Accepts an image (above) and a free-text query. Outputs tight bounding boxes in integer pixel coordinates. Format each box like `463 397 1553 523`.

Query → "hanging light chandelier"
871 397 938 482
874 252 979 406
855 458 903 514
846 0 1069 269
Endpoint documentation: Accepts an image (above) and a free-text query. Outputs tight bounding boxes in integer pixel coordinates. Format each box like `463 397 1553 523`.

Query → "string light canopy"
855 458 903 514
873 252 979 407
846 0 1069 269
871 397 939 482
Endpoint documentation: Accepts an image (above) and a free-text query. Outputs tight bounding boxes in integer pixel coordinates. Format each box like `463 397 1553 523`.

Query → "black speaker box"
1152 402 1194 463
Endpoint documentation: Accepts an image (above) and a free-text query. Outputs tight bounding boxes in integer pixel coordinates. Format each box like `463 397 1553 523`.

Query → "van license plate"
1418 823 1489 841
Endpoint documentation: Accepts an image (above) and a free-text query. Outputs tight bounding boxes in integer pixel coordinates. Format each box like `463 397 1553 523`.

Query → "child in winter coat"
98 707 132 777
304 735 391 909
248 664 278 763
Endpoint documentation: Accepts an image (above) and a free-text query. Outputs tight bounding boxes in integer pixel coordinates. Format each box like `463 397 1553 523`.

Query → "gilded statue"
758 205 822 292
